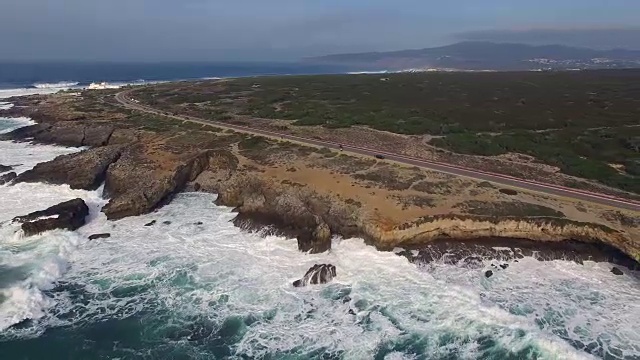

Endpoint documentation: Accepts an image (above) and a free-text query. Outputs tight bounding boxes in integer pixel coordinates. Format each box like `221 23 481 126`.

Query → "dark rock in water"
404 238 640 270
0 171 17 185
163 221 172 225
461 256 483 269
144 220 156 227
88 233 111 240
2 123 115 147
14 198 89 236
194 221 203 225
500 263 509 269
342 296 352 304
293 264 337 287
16 145 124 190
611 267 624 276
348 309 356 315
485 270 494 278
0 164 12 173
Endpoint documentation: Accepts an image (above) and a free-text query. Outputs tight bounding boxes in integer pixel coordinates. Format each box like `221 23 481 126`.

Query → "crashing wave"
32 82 79 89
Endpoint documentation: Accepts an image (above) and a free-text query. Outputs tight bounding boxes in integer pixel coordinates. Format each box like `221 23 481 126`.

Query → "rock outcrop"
293 264 337 287
0 172 17 185
396 238 640 269
2 123 115 147
101 147 213 219
202 174 356 253
369 215 639 263
88 233 111 240
16 145 123 190
13 198 89 236
0 164 12 173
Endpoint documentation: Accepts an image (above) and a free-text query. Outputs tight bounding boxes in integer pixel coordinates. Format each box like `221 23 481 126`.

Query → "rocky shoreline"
1 95 639 269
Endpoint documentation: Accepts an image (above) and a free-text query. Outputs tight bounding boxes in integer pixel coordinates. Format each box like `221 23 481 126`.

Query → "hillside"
303 41 640 71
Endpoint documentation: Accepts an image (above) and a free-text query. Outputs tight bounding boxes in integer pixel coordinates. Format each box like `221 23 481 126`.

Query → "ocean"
0 68 639 359
0 62 348 93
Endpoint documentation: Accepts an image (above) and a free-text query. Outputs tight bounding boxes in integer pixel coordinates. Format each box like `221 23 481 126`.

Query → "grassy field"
132 70 640 194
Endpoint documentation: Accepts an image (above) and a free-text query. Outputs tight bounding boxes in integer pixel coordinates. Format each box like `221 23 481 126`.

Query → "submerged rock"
293 264 337 287
13 198 89 236
88 233 111 240
0 171 17 185
611 267 624 276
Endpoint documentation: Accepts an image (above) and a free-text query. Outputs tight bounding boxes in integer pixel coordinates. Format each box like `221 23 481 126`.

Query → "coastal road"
115 90 640 213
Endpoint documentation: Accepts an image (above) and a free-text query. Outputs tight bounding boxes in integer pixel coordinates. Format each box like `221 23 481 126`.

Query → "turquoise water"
0 117 639 359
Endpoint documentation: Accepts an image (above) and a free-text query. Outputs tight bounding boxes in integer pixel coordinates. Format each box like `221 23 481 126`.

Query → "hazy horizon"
2 1 640 62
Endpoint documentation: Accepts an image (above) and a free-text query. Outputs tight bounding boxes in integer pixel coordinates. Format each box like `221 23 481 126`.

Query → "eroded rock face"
203 170 358 254
101 148 214 220
16 145 124 190
2 123 115 147
293 264 337 287
0 172 17 185
13 198 89 236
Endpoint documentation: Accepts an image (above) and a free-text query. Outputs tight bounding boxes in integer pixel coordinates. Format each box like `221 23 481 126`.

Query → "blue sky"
1 0 639 61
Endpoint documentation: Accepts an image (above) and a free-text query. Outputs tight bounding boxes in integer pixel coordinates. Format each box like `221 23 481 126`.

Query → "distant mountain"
303 41 640 71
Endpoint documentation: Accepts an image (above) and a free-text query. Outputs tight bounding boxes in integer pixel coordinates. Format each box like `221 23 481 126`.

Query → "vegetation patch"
353 166 424 191
412 180 454 195
455 200 566 218
499 188 519 196
392 195 437 210
602 211 640 228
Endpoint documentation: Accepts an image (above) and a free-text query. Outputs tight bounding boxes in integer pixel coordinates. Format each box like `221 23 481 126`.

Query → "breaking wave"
0 115 638 359
32 82 79 89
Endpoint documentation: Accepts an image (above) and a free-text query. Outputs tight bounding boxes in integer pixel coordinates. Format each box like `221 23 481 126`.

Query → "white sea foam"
32 82 79 89
0 112 638 358
0 102 13 110
0 148 104 332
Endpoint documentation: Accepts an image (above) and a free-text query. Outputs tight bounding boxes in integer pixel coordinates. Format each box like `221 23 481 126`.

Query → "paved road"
115 90 640 212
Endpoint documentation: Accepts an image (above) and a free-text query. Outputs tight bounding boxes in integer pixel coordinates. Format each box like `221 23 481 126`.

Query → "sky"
1 0 640 61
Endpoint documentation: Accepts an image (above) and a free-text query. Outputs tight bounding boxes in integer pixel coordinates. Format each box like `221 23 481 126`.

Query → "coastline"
1 88 639 268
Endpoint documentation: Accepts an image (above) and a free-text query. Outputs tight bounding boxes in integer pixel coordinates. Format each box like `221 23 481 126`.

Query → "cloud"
454 27 640 50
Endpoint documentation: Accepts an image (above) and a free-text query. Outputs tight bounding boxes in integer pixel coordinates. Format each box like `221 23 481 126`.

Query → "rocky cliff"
3 116 639 263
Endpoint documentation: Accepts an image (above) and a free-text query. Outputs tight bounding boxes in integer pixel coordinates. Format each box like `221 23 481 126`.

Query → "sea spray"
0 118 638 359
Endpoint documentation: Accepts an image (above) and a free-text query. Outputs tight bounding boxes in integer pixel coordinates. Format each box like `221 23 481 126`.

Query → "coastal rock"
16 145 124 190
611 267 624 275
293 264 337 287
2 122 115 147
485 270 494 278
101 147 214 220
88 233 111 240
371 215 640 264
13 198 89 236
0 172 17 185
0 164 12 173
144 220 156 226
205 169 359 254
